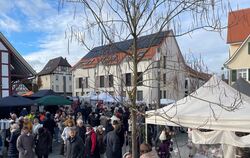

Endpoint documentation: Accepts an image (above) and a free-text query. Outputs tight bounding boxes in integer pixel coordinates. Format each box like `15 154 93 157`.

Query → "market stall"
146 75 250 157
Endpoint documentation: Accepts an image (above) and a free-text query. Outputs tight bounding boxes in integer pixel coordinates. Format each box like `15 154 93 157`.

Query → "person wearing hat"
96 125 106 158
84 125 100 158
157 130 172 158
65 127 84 158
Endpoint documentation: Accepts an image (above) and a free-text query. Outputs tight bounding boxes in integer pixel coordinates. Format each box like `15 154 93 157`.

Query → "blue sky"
0 0 250 73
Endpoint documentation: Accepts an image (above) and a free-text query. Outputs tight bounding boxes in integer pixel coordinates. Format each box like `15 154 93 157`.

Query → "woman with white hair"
76 119 86 143
7 123 20 158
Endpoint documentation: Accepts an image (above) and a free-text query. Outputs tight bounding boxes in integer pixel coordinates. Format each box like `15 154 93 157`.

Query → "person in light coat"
16 126 35 158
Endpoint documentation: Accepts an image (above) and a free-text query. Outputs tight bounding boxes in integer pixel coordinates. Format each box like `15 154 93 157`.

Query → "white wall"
72 34 186 104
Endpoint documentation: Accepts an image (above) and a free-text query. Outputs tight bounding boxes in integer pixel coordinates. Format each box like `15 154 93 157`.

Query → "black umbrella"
0 95 35 107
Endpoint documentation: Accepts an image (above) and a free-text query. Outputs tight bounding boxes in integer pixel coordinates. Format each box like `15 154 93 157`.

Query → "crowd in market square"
0 100 174 158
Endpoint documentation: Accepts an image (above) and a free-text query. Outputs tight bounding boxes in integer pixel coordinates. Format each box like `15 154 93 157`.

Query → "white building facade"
38 57 72 96
72 31 189 104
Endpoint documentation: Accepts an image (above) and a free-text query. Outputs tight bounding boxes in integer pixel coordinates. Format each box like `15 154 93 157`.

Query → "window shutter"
95 76 100 88
248 42 250 54
104 76 109 88
248 69 250 81
231 70 237 82
76 78 79 89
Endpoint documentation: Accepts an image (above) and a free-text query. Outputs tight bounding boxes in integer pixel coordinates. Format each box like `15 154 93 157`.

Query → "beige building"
224 8 250 85
38 57 72 96
72 31 208 104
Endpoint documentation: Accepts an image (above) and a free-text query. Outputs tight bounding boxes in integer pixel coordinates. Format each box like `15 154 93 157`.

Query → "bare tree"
61 0 230 157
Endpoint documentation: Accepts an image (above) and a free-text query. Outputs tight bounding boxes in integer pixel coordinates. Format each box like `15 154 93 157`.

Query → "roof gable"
225 34 250 66
38 57 71 76
227 8 250 44
0 32 36 77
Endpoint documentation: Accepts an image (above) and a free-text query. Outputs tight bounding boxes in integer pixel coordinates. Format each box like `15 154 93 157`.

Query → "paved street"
48 133 190 158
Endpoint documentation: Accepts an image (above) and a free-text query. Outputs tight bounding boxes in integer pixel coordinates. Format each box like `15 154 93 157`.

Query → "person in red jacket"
85 125 100 158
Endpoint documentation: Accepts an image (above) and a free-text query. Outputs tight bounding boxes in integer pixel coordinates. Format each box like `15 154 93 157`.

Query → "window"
78 78 83 88
56 75 59 81
163 73 166 85
137 72 143 86
185 79 188 89
61 66 67 71
160 90 162 99
231 70 237 82
138 51 145 58
56 85 59 91
109 75 114 87
137 91 143 101
237 69 248 81
85 77 89 88
69 76 72 81
100 76 104 87
163 90 166 99
163 56 166 69
69 85 72 91
51 85 54 90
125 73 131 86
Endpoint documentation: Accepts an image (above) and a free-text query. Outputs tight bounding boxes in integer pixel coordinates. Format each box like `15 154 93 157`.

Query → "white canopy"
146 75 250 133
160 98 175 105
91 92 115 103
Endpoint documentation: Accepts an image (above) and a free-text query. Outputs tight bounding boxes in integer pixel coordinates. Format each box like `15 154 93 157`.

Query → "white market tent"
160 98 175 105
146 75 250 158
91 92 115 103
146 75 250 132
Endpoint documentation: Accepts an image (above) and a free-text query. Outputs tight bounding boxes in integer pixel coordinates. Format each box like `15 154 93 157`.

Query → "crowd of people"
0 102 174 158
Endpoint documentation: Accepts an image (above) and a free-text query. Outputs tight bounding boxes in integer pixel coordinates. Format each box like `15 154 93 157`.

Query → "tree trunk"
131 34 139 158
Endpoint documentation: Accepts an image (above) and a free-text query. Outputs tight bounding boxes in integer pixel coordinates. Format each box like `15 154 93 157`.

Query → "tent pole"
145 123 148 143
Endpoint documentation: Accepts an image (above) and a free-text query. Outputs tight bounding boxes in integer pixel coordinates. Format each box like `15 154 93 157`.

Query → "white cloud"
0 14 20 32
23 31 87 72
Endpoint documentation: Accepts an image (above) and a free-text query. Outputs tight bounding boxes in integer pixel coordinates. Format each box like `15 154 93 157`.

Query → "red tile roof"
227 8 250 44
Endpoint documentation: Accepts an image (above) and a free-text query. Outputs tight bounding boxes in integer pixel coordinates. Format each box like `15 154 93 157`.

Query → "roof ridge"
83 30 170 59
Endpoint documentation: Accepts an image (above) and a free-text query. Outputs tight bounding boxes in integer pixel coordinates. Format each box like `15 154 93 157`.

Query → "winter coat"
16 133 35 158
61 127 71 143
96 132 106 154
85 129 100 158
43 118 56 135
76 126 86 143
65 136 84 158
8 129 20 157
140 150 159 158
35 129 51 156
157 140 171 158
104 130 122 158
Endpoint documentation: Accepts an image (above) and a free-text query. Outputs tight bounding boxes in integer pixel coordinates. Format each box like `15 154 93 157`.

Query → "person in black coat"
35 127 52 158
43 112 56 152
65 127 84 158
76 119 86 143
7 123 20 158
104 120 122 158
